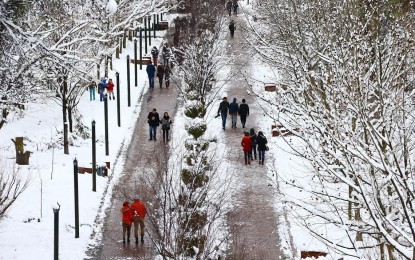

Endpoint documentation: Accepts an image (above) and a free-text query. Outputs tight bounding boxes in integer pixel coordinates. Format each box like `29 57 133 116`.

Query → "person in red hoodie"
121 201 133 244
131 195 147 244
241 131 253 165
107 78 115 100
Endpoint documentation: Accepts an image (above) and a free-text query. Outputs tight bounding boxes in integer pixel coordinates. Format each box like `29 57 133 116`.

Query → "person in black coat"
256 131 268 165
147 108 160 140
229 20 235 38
238 99 249 128
217 97 229 130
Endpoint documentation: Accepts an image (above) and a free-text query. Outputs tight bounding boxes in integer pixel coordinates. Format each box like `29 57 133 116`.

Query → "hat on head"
223 97 227 100
134 195 140 200
258 131 263 135
123 201 129 206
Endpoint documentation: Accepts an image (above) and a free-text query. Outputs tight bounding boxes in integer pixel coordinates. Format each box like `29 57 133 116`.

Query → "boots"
245 158 247 165
261 158 264 165
248 158 251 165
135 236 138 244
141 235 144 243
259 158 262 164
127 236 130 243
123 238 126 244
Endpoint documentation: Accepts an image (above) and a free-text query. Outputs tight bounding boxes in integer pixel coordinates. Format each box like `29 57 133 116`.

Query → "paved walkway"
88 73 179 260
88 9 284 260
223 12 285 260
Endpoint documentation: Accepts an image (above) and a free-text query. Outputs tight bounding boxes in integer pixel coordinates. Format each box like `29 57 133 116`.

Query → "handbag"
265 145 269 151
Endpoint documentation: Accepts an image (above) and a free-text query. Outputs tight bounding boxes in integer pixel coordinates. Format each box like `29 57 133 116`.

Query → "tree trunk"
68 106 73 133
11 137 30 165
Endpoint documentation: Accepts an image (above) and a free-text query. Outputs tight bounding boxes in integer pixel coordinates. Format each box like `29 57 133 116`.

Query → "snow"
0 27 167 260
106 0 118 16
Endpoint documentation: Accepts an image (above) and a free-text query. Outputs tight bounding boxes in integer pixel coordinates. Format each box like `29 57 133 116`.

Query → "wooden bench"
301 251 327 258
156 21 169 30
265 83 276 92
130 57 152 65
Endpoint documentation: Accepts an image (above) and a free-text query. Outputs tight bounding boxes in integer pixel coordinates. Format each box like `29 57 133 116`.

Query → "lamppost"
53 203 61 260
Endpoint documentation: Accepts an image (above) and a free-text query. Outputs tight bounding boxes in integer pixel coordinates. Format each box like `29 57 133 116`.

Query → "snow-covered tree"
246 0 415 258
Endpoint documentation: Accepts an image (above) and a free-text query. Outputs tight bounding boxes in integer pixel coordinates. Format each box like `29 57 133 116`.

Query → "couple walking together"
120 195 147 245
147 108 172 142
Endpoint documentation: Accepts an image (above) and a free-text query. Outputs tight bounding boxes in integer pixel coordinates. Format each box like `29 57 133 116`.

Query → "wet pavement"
88 9 284 260
222 12 284 260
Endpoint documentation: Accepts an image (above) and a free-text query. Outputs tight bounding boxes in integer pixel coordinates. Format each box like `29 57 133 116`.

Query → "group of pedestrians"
217 96 269 165
147 108 172 142
88 77 115 101
226 0 238 16
147 45 172 88
120 195 147 245
241 128 268 165
217 97 250 130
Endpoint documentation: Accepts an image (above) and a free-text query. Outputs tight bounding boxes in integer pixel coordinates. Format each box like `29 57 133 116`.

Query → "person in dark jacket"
233 1 238 15
226 0 232 16
160 112 172 142
88 81 96 101
151 46 159 66
146 61 156 88
238 98 249 128
250 128 257 160
228 97 239 129
156 65 165 88
256 131 268 165
164 65 172 88
98 78 107 101
229 20 235 38
217 97 230 130
147 108 160 140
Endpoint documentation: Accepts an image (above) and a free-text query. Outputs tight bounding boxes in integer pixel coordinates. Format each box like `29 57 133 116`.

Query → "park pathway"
87 6 285 260
222 9 286 260
87 46 179 260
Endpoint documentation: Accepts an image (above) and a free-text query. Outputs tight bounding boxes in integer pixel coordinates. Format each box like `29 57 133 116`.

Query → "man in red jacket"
131 195 147 244
241 132 253 165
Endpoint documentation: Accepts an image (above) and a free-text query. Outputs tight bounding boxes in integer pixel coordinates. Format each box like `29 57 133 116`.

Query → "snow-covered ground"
1 3 347 260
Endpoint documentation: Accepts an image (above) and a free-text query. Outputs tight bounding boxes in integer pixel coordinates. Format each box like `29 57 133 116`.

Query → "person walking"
146 61 156 88
162 43 170 66
239 98 249 128
256 131 268 165
250 128 258 160
147 108 160 141
98 78 107 102
120 201 133 244
107 78 115 100
165 65 172 88
233 0 238 15
160 112 172 142
151 46 159 66
226 0 232 16
228 97 239 129
88 81 96 101
229 20 236 38
131 195 147 244
241 131 253 165
217 97 230 130
156 64 165 88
